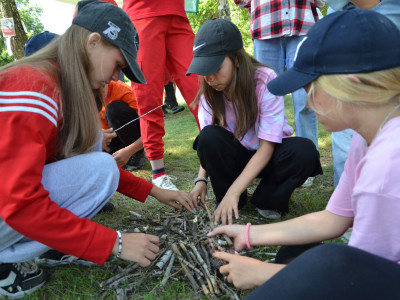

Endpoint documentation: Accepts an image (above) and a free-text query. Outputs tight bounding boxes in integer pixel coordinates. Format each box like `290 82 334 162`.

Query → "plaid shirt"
234 0 324 40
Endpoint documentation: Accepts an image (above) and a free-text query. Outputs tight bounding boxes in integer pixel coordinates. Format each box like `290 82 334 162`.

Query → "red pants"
132 15 200 160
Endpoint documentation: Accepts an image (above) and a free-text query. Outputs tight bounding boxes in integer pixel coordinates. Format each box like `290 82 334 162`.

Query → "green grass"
28 95 335 299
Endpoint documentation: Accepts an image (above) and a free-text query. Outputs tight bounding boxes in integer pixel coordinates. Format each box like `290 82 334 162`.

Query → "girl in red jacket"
0 1 194 298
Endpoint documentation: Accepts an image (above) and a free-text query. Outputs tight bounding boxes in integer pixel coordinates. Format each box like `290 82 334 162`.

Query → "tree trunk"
217 0 231 21
0 0 27 59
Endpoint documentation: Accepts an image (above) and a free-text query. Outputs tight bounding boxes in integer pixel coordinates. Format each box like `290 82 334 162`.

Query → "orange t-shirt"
100 80 138 129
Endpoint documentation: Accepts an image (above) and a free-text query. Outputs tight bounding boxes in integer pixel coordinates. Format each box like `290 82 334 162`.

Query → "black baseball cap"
186 18 243 76
267 8 400 96
73 0 146 84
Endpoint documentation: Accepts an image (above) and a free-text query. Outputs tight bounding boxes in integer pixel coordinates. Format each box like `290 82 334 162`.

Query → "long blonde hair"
308 67 400 112
0 25 106 159
193 49 266 140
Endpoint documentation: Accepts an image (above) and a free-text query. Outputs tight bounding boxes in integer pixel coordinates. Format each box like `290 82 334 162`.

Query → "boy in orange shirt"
100 80 146 171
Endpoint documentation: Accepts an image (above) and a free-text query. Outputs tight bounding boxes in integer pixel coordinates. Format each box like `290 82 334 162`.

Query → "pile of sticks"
99 202 246 299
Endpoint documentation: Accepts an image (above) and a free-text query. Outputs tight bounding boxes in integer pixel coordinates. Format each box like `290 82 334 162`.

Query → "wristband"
194 176 208 185
116 230 122 259
245 223 253 249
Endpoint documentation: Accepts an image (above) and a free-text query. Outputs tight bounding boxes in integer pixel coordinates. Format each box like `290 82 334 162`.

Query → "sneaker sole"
0 281 46 299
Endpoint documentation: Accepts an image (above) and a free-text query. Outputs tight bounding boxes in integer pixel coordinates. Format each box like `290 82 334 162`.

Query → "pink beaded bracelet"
245 222 253 249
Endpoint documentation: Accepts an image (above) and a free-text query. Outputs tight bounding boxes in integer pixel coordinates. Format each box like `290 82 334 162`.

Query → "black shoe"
125 151 146 171
36 250 96 267
99 202 114 213
171 105 184 114
0 261 46 299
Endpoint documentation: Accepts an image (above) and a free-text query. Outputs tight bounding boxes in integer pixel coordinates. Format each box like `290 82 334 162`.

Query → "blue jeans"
254 37 319 149
0 139 119 263
332 129 354 187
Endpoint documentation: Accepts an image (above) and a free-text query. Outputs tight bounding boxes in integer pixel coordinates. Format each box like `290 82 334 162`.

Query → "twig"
156 249 173 269
171 244 201 296
100 263 139 288
160 253 176 286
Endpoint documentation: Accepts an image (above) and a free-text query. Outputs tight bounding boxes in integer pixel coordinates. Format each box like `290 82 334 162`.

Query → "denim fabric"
254 37 319 149
0 141 119 262
332 129 354 188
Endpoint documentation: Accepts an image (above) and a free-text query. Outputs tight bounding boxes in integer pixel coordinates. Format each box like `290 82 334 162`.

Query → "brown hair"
0 25 110 159
193 48 266 139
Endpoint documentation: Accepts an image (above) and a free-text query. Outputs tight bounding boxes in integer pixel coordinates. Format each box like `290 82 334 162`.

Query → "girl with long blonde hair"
208 9 400 298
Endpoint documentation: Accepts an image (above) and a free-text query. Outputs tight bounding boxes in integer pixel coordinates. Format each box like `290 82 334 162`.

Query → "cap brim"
267 68 319 96
186 55 225 76
120 48 146 84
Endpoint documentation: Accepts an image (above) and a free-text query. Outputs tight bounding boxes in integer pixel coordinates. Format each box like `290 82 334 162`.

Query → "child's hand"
189 182 207 210
114 232 159 267
102 128 117 152
208 224 247 252
112 148 131 167
213 251 281 289
213 194 239 225
152 187 195 214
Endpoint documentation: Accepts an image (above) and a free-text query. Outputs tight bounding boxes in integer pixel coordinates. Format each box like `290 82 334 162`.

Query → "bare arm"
209 210 353 251
112 137 144 167
249 210 353 247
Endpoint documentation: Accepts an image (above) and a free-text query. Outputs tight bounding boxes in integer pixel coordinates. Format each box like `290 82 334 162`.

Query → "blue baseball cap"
24 31 58 56
267 8 400 96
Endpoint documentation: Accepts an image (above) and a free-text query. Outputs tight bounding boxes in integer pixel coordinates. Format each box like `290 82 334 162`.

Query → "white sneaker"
152 174 179 191
301 176 315 188
256 208 281 220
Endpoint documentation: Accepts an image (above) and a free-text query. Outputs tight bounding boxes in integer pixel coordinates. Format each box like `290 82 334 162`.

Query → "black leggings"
245 243 400 300
194 125 322 213
105 101 143 154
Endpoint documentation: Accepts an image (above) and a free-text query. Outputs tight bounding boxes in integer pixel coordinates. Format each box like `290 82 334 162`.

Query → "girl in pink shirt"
187 18 322 225
207 8 400 299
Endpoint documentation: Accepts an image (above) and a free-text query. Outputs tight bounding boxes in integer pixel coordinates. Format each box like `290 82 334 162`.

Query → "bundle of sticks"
99 202 271 299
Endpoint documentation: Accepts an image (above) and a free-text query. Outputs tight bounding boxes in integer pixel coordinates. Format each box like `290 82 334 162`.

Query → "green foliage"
0 0 43 66
187 0 253 54
187 0 218 33
17 0 44 36
0 46 14 65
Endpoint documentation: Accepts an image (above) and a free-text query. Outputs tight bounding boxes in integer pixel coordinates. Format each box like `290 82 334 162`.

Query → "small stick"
175 206 183 218
175 255 204 277
114 104 164 132
108 273 141 290
194 272 211 298
188 243 216 289
219 282 240 300
171 244 201 295
202 202 215 230
192 215 198 242
200 242 211 270
100 263 139 288
156 249 173 269
179 242 194 264
213 271 221 295
205 276 215 294
160 253 176 286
